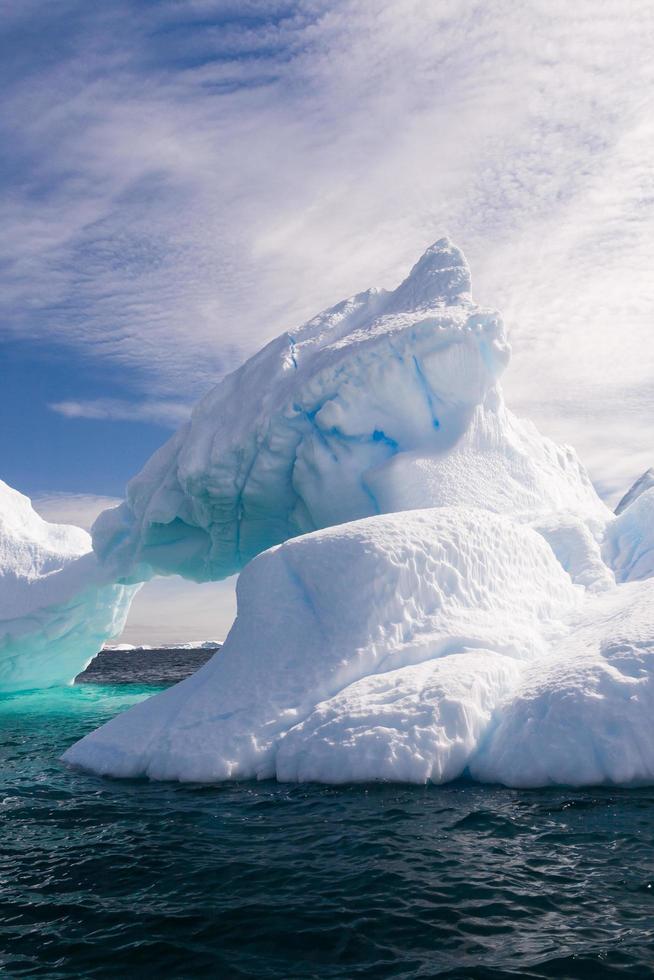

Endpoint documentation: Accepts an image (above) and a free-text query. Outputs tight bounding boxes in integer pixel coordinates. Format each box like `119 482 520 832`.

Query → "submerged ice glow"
3 239 654 787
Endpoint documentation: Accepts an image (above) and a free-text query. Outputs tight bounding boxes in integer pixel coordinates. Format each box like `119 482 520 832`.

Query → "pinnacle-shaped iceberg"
93 238 605 586
386 237 472 311
62 239 654 790
8 236 654 787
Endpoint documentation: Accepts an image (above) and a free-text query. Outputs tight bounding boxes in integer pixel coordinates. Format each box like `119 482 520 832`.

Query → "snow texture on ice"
64 508 578 781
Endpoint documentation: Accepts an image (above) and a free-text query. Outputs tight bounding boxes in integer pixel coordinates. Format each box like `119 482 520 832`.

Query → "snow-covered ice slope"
65 501 654 787
471 579 654 787
63 508 579 781
603 487 654 582
0 481 136 690
92 239 605 584
62 239 654 787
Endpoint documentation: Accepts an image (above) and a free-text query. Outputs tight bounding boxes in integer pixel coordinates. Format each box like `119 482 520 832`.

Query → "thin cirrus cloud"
49 398 192 427
1 0 653 500
33 492 122 533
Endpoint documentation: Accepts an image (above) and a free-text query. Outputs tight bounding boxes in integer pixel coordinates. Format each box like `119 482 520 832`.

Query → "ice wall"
604 487 654 582
0 482 136 690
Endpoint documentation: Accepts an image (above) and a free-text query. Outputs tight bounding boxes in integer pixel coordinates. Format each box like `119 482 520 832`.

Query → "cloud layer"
33 492 122 532
49 398 191 427
3 0 653 501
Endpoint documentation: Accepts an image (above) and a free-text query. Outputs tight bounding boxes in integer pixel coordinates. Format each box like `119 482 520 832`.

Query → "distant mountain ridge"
103 640 222 652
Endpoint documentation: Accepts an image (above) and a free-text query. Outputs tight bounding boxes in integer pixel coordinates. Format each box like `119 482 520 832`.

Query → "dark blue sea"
1 648 653 979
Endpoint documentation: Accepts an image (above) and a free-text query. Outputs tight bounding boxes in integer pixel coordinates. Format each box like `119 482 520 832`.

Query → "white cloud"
49 397 191 427
118 575 237 646
32 492 122 531
2 0 654 490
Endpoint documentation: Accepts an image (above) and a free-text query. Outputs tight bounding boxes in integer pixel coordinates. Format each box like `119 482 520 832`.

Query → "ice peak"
388 237 472 312
615 467 654 515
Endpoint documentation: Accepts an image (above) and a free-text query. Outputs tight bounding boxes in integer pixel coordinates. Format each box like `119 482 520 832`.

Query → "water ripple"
0 676 653 977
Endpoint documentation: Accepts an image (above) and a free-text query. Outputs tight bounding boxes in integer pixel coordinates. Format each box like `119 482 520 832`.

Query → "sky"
3 0 654 641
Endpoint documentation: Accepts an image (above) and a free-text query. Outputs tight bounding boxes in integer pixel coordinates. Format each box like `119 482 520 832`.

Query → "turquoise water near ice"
1 659 654 978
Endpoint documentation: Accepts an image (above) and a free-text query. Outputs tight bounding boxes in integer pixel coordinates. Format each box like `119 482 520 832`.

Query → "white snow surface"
64 508 579 781
65 500 654 787
0 481 136 690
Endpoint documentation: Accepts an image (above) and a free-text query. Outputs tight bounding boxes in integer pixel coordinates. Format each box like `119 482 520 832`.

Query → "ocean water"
76 645 218 686
1 651 653 979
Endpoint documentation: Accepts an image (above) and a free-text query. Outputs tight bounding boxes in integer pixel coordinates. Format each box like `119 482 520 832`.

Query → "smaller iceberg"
604 487 654 583
0 481 136 691
615 468 654 515
64 500 654 787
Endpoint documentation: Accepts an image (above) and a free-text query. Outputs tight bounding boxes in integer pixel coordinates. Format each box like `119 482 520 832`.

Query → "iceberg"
603 487 654 583
64 501 654 787
615 467 654 515
92 239 605 585
61 238 654 788
0 481 136 690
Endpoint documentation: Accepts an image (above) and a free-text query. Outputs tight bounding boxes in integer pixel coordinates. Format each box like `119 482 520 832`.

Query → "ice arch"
0 239 611 693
